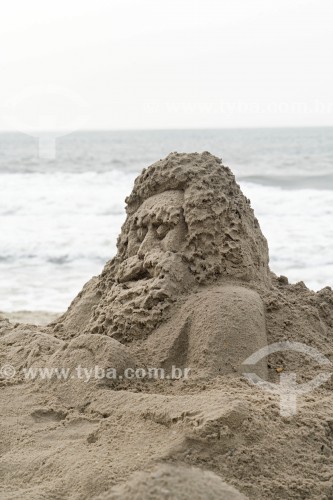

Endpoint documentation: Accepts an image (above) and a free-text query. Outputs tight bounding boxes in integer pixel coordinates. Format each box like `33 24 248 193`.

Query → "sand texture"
1 152 333 499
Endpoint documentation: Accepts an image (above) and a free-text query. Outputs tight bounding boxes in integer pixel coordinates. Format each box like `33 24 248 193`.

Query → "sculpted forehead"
134 190 184 224
136 190 184 213
125 190 186 257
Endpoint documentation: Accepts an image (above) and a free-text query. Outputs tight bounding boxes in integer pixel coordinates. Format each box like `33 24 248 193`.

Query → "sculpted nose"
138 226 161 257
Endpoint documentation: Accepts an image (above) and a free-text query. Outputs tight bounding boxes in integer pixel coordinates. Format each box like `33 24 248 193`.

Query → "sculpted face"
117 190 187 283
96 190 194 341
130 189 185 254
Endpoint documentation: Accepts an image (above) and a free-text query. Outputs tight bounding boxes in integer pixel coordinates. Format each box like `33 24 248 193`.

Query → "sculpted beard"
101 250 192 342
86 189 194 342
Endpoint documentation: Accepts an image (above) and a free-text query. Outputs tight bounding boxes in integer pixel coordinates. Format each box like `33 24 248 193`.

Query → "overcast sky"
0 0 332 130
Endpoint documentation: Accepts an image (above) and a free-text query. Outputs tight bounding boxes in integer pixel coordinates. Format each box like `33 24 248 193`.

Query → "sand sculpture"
1 152 333 499
53 152 270 378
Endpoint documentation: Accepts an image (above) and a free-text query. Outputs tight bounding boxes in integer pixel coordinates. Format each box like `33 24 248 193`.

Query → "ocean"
1 127 332 312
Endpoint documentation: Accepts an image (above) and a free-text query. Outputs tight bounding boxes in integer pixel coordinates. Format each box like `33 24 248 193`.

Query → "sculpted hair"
115 151 270 286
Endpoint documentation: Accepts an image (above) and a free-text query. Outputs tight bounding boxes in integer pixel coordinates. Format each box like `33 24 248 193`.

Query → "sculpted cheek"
162 224 186 252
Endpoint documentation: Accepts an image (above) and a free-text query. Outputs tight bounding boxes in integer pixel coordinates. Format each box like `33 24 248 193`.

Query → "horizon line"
0 125 333 134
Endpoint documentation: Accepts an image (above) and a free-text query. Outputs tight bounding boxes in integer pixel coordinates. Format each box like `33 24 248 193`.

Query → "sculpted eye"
137 226 147 242
156 223 169 239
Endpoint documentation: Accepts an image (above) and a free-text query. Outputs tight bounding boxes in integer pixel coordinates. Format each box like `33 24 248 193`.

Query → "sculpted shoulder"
144 284 268 379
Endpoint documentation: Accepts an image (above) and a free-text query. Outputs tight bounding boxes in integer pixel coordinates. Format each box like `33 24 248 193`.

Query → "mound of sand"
95 463 247 499
1 153 333 499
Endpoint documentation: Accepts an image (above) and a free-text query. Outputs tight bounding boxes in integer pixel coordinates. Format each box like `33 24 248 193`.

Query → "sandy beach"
1 153 333 499
1 0 332 496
